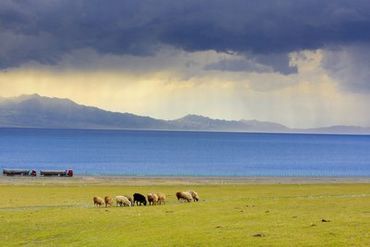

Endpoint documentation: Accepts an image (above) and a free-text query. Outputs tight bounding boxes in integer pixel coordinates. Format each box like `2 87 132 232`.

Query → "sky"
1 0 370 128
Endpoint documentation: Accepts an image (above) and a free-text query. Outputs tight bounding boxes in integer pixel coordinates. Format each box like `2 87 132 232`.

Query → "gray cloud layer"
322 44 370 92
1 0 370 80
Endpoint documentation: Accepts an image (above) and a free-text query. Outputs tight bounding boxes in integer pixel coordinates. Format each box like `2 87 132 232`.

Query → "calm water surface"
0 128 369 176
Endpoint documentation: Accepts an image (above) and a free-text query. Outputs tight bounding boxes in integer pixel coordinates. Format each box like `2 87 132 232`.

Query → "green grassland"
0 181 369 246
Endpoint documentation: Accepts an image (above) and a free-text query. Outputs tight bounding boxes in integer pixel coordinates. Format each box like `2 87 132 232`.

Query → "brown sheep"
104 196 113 207
157 193 166 205
147 193 159 206
188 191 200 202
93 196 104 207
176 192 193 202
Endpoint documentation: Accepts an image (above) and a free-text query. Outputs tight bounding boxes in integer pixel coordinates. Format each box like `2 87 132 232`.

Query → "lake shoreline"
1 175 369 186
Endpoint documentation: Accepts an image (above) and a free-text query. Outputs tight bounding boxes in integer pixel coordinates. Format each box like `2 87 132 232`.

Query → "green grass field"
0 180 369 246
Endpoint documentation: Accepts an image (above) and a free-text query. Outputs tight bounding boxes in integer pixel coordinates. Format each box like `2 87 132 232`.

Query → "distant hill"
304 126 370 135
172 114 289 132
0 94 369 134
0 94 170 129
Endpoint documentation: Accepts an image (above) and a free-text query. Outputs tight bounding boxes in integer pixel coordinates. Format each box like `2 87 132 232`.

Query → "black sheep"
133 193 147 206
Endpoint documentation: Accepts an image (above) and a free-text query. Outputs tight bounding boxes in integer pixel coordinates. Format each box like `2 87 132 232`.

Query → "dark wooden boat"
3 169 37 176
39 169 73 177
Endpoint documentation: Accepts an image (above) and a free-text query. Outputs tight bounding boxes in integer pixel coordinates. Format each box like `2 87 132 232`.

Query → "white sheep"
176 191 193 202
188 191 200 202
116 195 131 207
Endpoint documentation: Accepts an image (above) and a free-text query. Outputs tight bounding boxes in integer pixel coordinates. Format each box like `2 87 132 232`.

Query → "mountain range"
0 94 369 134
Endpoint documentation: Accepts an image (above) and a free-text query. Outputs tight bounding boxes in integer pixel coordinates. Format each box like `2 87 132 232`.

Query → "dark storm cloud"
1 0 370 74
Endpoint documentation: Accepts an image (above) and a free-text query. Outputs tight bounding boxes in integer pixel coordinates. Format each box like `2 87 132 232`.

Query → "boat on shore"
3 168 37 176
40 169 73 177
3 169 73 177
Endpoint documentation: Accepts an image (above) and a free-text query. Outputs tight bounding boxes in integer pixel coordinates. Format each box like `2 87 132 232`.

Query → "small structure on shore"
3 169 74 177
39 169 73 177
3 169 37 176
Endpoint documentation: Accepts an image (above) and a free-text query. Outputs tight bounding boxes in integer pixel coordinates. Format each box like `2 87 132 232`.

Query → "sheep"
116 196 131 207
157 193 166 205
188 191 200 202
93 196 104 207
147 193 159 206
176 192 193 202
124 195 134 206
104 196 113 207
133 193 147 206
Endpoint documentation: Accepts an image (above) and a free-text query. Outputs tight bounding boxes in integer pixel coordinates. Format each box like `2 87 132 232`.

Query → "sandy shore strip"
0 175 369 186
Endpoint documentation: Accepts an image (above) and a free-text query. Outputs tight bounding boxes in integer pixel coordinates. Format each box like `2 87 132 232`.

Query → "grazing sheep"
116 196 131 207
176 192 193 202
157 193 166 205
133 193 147 206
124 195 134 206
93 196 104 207
147 193 159 206
104 196 113 207
188 191 200 202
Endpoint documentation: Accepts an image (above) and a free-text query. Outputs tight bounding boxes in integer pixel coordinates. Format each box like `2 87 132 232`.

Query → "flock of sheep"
93 191 200 207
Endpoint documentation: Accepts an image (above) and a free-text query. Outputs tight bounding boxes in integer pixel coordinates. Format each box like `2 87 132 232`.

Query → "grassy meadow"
0 178 369 246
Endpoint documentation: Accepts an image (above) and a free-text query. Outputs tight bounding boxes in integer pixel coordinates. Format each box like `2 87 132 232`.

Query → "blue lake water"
0 128 369 176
